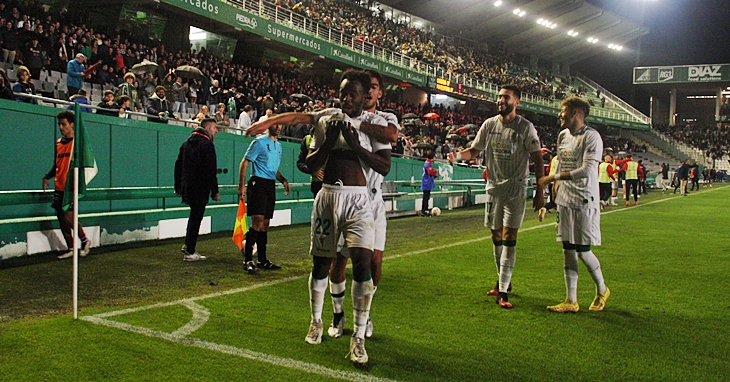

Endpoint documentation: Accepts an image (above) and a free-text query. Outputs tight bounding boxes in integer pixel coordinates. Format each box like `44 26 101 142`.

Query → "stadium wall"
0 100 483 260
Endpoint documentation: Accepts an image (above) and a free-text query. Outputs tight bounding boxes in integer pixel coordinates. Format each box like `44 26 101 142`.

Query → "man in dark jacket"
174 118 220 261
676 159 691 196
145 86 177 123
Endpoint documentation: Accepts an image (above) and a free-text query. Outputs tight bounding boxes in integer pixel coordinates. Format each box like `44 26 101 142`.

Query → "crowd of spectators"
654 124 729 161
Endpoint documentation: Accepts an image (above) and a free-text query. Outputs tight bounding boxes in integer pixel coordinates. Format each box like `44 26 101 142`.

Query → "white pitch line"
81 315 397 382
171 301 210 337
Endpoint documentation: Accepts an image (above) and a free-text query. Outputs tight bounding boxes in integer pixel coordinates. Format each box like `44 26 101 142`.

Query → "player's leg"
328 244 348 338
307 255 333 344
495 194 525 308
576 245 610 311
486 229 503 296
349 247 374 364
485 193 504 296
548 207 580 313
366 200 387 337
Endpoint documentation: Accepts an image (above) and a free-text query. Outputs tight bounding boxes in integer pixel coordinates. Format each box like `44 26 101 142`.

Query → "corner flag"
63 104 98 211
232 199 248 250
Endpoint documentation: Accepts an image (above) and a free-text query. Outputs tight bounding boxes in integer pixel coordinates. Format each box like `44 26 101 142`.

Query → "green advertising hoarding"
633 64 730 84
160 0 426 86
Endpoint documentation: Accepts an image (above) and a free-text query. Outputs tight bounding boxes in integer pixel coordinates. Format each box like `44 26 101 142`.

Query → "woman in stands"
12 66 36 103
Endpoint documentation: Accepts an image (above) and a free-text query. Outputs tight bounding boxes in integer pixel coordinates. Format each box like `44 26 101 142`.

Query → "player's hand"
323 119 343 147
532 190 545 211
447 151 455 164
212 193 220 202
340 124 362 152
42 178 48 192
314 167 325 181
239 185 246 198
283 181 291 196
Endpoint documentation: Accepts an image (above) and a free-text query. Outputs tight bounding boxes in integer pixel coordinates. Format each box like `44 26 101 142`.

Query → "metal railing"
576 73 650 124
224 0 643 123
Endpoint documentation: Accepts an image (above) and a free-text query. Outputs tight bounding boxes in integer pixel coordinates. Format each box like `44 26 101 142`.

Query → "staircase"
628 129 699 164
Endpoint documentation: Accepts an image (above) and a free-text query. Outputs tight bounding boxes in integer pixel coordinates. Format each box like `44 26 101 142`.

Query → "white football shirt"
555 125 603 209
470 114 541 193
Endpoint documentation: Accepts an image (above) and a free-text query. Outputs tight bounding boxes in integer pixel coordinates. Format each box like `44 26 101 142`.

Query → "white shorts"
611 179 618 189
556 205 601 246
310 185 374 258
337 198 386 256
484 188 526 230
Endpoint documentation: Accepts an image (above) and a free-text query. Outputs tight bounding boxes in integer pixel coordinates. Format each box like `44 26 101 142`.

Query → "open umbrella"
456 127 467 134
402 113 419 119
463 124 479 130
413 142 434 150
446 134 461 141
131 60 158 74
423 112 440 120
175 65 204 80
290 93 312 103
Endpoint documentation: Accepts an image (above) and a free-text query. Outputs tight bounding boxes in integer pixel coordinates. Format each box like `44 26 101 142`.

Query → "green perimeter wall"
0 99 482 258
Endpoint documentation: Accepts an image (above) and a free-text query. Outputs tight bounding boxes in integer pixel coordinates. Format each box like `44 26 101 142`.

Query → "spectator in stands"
258 108 273 122
23 37 43 80
116 95 131 119
237 104 253 135
172 76 187 115
66 53 85 97
1 20 19 64
261 92 275 114
67 88 91 113
195 105 210 122
208 79 220 113
12 65 36 103
96 89 118 116
213 102 229 127
277 97 293 114
116 72 142 111
0 68 12 99
145 85 177 124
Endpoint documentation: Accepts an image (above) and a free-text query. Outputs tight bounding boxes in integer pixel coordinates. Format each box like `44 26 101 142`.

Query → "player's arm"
360 122 398 144
246 112 315 136
614 163 627 173
340 124 391 176
306 119 341 172
448 147 481 164
530 150 545 211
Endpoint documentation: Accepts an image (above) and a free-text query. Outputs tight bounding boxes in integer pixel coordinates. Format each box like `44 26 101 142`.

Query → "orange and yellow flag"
232 200 248 250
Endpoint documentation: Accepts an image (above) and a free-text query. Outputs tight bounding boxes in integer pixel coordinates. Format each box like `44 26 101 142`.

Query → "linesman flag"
232 199 248 250
62 104 98 211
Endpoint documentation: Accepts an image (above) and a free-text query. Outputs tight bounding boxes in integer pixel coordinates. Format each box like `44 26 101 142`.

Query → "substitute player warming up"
538 96 610 313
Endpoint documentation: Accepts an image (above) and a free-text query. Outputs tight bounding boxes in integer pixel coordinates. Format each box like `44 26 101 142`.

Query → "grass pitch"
1 185 729 381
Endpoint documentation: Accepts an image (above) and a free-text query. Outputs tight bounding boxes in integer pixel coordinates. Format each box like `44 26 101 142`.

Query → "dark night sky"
574 0 730 112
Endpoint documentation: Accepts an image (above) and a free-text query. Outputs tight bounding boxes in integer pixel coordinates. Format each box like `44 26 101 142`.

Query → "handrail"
576 72 650 124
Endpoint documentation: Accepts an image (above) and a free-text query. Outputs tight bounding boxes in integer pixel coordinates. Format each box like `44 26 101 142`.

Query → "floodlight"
494 1 502 6
513 8 520 15
519 11 526 17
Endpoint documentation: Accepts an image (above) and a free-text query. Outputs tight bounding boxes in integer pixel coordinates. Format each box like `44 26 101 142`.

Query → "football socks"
352 279 374 339
329 280 346 315
563 248 579 304
577 249 607 294
499 241 517 293
308 273 328 322
492 239 503 276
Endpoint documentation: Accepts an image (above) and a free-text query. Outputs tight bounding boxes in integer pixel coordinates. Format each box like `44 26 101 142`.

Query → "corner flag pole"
73 166 79 319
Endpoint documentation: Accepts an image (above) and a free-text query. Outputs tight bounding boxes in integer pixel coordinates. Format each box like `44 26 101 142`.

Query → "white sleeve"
380 111 401 131
470 120 489 151
364 114 391 151
569 130 603 180
311 108 341 126
524 122 541 153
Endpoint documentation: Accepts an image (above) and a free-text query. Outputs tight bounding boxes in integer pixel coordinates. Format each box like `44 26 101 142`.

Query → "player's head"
604 155 612 162
559 96 590 130
56 110 75 138
339 68 371 117
200 118 218 137
268 118 282 137
497 85 521 117
364 70 384 111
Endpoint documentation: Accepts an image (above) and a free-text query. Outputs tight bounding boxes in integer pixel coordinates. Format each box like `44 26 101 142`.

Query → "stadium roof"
376 0 649 66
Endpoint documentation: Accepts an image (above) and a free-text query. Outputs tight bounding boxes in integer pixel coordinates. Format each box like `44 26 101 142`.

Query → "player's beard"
498 103 514 117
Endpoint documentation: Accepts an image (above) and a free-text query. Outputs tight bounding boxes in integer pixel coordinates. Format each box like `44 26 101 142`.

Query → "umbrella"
463 124 479 130
131 60 158 74
423 112 440 120
290 93 312 103
402 113 419 119
175 65 204 80
446 134 461 141
456 127 467 134
413 142 434 150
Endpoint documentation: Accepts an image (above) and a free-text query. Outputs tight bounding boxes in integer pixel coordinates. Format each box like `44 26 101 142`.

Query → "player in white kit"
304 69 392 365
537 96 610 313
328 70 400 340
448 85 545 309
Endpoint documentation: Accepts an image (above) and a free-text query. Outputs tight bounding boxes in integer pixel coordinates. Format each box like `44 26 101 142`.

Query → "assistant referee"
239 122 291 274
